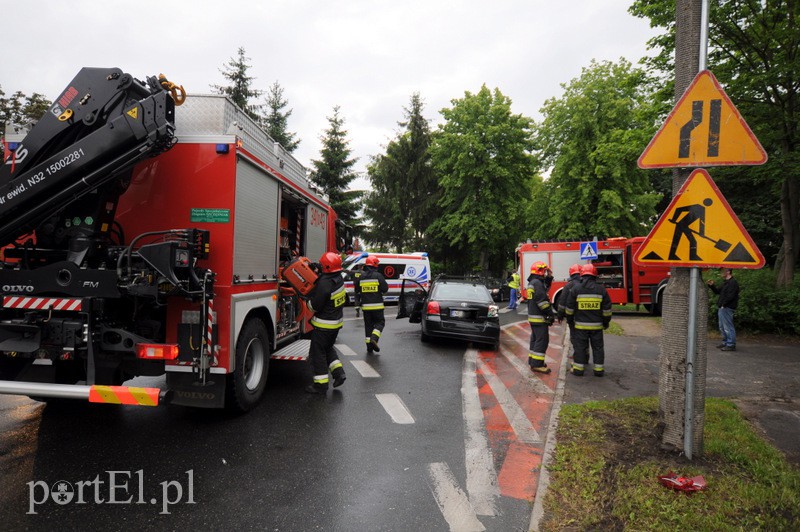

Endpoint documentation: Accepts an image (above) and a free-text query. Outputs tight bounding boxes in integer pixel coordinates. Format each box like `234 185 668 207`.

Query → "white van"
342 252 431 304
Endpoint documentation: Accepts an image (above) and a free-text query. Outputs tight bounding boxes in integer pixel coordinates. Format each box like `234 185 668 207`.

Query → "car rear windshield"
432 282 492 302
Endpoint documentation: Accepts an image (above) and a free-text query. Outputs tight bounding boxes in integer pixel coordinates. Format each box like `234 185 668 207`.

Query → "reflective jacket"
309 272 346 329
564 276 612 330
355 266 388 311
526 275 554 325
508 272 521 290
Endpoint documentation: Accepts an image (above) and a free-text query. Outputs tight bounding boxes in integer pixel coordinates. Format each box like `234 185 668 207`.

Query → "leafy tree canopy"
429 85 535 273
532 58 665 240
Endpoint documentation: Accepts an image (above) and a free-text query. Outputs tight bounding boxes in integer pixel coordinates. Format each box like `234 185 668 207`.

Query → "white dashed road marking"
350 360 380 378
335 343 359 357
426 462 486 532
376 393 415 424
476 357 542 444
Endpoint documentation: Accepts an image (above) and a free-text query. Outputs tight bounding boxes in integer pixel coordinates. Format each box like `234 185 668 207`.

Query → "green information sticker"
191 208 230 223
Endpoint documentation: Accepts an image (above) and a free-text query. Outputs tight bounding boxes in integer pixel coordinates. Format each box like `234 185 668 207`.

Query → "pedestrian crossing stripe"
580 242 598 260
634 169 765 268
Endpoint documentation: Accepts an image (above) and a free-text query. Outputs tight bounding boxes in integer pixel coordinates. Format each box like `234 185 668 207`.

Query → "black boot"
305 383 328 394
332 368 346 388
370 338 380 353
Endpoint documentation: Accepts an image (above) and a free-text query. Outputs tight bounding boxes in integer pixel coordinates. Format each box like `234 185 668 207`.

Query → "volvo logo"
3 285 34 293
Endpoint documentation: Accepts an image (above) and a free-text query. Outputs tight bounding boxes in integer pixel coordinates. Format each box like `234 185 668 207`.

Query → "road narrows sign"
634 169 765 268
638 70 767 169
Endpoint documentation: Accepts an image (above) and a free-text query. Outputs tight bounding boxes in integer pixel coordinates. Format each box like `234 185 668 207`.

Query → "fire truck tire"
227 318 270 412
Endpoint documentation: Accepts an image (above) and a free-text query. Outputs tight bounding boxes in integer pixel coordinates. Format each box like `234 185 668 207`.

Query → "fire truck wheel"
227 318 270 412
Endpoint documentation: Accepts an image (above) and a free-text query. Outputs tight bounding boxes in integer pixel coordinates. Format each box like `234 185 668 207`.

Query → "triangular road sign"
634 169 765 268
638 70 767 168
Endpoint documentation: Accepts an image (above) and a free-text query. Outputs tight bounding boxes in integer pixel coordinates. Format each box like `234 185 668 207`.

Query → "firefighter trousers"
309 326 343 386
528 323 549 368
572 329 604 366
363 309 385 351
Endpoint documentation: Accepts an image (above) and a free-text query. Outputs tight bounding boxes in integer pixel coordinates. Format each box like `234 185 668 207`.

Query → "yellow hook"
159 74 187 106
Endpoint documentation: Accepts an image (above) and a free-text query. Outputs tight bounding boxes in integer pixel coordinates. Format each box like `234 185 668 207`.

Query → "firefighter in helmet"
305 252 347 394
558 264 587 361
355 255 389 354
526 261 556 374
563 263 612 377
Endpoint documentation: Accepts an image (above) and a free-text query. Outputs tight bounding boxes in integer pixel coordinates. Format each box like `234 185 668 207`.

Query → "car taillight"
136 343 179 360
426 301 440 315
488 305 499 318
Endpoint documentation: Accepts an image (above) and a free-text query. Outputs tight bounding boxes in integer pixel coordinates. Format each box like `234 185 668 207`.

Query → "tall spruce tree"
364 93 436 252
311 106 361 226
211 47 263 121
262 81 299 153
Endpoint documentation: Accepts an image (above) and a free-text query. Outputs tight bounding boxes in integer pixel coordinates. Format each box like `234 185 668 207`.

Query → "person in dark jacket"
526 261 556 374
305 252 347 394
563 263 612 377
707 267 739 351
355 255 389 354
558 264 587 361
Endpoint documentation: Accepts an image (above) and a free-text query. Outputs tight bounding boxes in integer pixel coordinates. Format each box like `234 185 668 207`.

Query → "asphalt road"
0 307 539 531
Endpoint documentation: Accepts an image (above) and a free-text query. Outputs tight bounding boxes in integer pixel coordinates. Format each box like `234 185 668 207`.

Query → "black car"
483 277 511 303
397 276 501 349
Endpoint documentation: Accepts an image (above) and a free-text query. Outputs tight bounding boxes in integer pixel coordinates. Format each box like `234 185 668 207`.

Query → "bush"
706 268 800 335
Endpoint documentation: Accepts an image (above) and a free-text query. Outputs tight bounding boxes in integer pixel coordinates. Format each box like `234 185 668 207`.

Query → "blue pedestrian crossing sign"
580 242 598 260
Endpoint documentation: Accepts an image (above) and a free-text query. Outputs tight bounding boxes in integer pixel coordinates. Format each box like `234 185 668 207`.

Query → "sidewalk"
527 313 800 530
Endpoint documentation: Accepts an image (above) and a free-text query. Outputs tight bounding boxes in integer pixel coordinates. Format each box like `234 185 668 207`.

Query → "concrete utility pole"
658 0 710 457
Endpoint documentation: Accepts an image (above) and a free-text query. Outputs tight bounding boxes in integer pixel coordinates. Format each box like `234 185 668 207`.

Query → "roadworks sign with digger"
634 169 765 269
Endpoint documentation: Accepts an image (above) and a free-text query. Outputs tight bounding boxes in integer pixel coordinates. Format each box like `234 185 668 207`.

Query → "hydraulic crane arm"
0 68 179 250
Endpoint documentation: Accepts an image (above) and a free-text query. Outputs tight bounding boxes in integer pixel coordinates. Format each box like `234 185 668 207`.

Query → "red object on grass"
658 471 707 493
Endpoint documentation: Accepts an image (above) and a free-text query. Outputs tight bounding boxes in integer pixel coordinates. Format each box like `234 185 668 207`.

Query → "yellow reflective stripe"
528 352 545 361
575 322 603 330
528 316 546 323
311 317 344 329
372 329 382 338
314 374 329 384
572 363 584 371
329 361 343 371
362 303 384 310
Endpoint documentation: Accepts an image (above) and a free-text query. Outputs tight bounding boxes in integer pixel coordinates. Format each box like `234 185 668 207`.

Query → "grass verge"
540 397 800 531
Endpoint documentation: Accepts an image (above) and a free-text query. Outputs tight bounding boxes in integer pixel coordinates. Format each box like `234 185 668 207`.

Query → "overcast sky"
4 1 658 190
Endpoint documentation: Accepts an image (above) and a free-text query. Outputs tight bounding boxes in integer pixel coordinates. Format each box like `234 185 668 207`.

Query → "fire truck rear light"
136 343 179 360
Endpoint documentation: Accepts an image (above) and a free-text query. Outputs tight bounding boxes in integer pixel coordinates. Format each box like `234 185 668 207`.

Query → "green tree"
211 47 263 120
261 81 299 153
0 87 51 129
532 58 664 239
429 85 535 273
630 0 800 286
311 106 362 226
363 93 437 252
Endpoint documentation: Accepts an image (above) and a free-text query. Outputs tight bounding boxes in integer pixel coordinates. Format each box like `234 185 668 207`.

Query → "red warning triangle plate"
634 169 765 268
638 70 767 168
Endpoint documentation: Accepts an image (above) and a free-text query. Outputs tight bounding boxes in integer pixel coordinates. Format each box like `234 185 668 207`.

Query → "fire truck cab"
518 237 671 315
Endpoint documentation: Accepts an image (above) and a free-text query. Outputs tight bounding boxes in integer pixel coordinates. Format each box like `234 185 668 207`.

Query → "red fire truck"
0 68 348 411
517 237 671 315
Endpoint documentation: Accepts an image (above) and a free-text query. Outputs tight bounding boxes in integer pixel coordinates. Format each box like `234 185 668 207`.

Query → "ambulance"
343 252 430 303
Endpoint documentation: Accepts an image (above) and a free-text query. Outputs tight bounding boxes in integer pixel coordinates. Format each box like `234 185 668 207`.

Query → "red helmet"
580 263 597 277
530 261 549 275
569 264 582 276
365 255 380 267
319 252 343 273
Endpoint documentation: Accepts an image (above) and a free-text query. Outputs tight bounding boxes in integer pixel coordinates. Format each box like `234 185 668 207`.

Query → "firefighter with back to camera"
526 261 556 374
355 255 389 355
305 252 347 394
563 263 613 377
558 263 588 361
